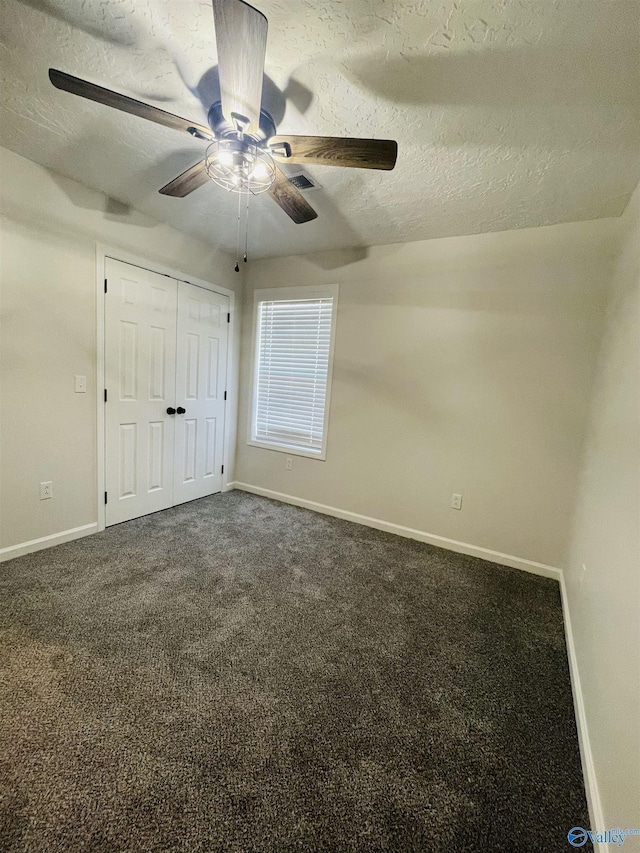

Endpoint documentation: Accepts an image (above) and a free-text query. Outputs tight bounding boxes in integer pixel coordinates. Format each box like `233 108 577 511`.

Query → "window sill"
247 438 326 461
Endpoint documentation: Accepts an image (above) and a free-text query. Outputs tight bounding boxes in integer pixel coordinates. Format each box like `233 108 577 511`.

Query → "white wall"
236 218 621 570
0 147 241 553
565 184 640 829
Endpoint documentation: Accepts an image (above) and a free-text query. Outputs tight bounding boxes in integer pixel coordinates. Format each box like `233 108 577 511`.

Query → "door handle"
166 407 176 415
176 406 186 415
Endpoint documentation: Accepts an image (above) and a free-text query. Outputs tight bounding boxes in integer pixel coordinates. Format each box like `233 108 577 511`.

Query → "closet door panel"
105 259 177 525
173 282 229 505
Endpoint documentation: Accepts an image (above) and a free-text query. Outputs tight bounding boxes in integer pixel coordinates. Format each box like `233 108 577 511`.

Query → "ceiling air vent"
287 171 321 192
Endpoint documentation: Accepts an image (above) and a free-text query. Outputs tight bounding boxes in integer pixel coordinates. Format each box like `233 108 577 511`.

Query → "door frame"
95 244 237 532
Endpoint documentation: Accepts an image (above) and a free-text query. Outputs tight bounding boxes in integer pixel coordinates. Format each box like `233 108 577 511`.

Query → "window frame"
247 283 339 460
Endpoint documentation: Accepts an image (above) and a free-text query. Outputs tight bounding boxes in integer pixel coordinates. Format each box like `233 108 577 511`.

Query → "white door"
105 259 177 526
173 281 229 505
105 260 229 526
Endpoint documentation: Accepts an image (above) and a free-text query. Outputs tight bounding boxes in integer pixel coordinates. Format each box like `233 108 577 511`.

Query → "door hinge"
104 388 107 402
224 391 227 401
221 465 224 474
227 312 230 323
104 278 108 294
104 491 108 504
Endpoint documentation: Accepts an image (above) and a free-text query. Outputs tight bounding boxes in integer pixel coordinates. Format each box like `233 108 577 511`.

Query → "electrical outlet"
74 374 87 393
40 481 53 500
451 493 462 510
285 457 293 471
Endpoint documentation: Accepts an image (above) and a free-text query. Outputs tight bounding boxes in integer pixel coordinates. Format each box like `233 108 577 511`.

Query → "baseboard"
0 523 98 563
230 482 561 580
559 573 608 852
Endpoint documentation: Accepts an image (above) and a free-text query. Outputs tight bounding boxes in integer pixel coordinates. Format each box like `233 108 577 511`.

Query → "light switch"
75 374 87 393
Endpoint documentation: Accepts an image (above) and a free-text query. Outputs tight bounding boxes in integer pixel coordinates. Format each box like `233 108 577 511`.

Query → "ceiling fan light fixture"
205 139 275 194
251 162 268 179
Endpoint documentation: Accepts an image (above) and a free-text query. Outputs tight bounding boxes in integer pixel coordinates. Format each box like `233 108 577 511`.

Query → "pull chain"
234 191 242 272
244 192 250 264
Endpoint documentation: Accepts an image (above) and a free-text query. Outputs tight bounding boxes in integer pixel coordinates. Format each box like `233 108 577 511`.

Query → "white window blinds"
254 296 334 453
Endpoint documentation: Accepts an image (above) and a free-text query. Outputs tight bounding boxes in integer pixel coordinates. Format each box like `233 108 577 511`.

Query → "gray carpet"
1 491 590 852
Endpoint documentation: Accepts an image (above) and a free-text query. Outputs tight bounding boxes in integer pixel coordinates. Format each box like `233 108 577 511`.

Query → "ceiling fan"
49 0 398 225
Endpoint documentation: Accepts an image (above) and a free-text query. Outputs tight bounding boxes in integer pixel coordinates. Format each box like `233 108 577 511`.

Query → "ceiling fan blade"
268 135 398 170
159 160 210 197
212 0 267 136
268 166 318 224
49 69 213 139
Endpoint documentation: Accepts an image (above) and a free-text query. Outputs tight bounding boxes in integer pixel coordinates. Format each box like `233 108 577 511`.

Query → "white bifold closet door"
173 280 228 506
105 258 229 527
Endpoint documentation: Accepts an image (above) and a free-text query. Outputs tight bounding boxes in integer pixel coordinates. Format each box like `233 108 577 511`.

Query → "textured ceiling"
1 0 638 258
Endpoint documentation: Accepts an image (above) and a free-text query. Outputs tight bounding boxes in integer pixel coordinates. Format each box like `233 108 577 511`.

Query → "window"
249 285 338 459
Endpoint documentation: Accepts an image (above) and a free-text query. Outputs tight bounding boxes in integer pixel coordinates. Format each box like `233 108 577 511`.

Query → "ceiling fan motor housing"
207 101 276 147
